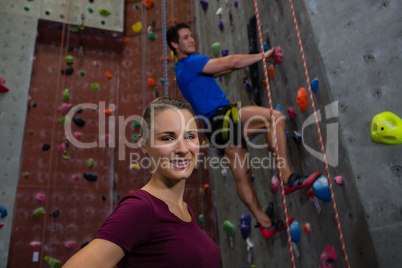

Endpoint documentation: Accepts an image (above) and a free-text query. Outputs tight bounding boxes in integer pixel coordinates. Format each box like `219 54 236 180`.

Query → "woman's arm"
62 238 125 268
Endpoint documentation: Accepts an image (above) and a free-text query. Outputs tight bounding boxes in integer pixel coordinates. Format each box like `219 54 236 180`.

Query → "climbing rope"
251 0 295 267
162 0 168 97
287 1 350 266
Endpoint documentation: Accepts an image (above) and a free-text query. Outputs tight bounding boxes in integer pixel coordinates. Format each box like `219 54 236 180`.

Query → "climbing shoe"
255 217 293 239
284 172 321 195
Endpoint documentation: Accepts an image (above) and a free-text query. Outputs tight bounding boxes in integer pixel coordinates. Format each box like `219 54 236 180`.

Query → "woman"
63 97 220 267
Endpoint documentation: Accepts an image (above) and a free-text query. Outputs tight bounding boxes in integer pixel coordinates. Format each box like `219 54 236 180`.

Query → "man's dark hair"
166 23 191 55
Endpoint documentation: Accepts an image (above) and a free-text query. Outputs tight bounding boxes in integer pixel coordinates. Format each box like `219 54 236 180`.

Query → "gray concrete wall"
0 1 124 266
197 0 401 267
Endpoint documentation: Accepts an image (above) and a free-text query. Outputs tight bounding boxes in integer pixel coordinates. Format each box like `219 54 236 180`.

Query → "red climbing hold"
106 71 112 79
303 222 311 234
320 244 337 268
272 46 283 64
73 132 82 139
296 87 308 112
271 175 279 193
0 223 4 229
143 0 154 9
268 64 275 79
287 107 297 120
148 78 155 87
104 109 112 115
0 78 10 93
58 103 72 113
161 55 170 62
203 184 209 190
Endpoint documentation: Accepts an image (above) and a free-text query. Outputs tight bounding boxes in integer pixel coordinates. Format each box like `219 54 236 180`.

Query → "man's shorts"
204 104 245 149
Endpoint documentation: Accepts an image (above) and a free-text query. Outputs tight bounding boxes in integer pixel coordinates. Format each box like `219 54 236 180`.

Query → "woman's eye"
162 136 174 141
185 135 195 140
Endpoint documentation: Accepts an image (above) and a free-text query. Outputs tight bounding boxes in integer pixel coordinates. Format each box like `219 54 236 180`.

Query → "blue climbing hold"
221 49 229 57
276 103 282 112
311 78 319 94
240 212 251 240
243 77 252 92
0 205 7 218
289 220 301 243
312 175 331 202
263 42 269 52
200 0 208 11
219 20 224 31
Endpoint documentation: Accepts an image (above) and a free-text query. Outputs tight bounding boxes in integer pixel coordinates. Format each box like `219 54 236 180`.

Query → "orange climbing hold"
296 87 308 112
161 55 170 62
148 78 155 87
104 109 112 115
269 64 275 79
106 71 112 79
143 0 154 9
123 38 130 43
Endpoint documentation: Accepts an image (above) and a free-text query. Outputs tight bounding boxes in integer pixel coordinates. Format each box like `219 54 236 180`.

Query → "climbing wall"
5 0 217 267
196 0 400 267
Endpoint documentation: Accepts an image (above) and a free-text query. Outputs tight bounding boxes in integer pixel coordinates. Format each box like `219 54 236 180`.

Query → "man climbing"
167 23 320 239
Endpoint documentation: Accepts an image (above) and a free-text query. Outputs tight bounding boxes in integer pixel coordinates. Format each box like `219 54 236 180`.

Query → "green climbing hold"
135 4 139 9
63 89 69 102
116 193 121 199
99 9 111 16
133 121 141 128
44 256 61 268
24 172 30 178
199 214 204 225
24 7 30 11
58 116 68 124
170 64 174 71
223 220 235 236
212 42 221 58
133 134 139 142
371 111 402 145
65 55 74 64
80 70 85 76
70 27 80 33
148 32 155 40
88 8 93 13
33 207 45 218
88 158 94 167
29 130 34 135
159 78 165 84
90 83 100 91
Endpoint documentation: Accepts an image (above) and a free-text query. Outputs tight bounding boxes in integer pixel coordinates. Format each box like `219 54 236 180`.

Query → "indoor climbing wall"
196 0 400 267
4 0 216 267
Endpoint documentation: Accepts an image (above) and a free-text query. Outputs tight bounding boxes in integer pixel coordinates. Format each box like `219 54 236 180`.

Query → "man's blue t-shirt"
175 54 231 117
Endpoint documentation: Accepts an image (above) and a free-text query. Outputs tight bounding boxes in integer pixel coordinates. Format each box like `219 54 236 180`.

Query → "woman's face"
144 108 199 181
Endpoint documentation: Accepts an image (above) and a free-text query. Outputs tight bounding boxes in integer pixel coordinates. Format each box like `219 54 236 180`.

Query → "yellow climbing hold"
371 111 402 145
132 164 139 170
132 22 142 33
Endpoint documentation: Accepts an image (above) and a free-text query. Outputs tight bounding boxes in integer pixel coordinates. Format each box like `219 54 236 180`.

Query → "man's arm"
202 47 276 75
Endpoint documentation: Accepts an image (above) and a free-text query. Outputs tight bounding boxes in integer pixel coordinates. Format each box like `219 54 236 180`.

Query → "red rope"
288 0 350 267
252 0 295 267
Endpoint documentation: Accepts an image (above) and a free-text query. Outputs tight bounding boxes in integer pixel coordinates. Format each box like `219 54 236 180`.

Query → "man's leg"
239 106 293 183
224 145 272 228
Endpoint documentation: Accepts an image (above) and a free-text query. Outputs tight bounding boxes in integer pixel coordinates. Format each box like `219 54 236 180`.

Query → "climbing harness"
222 103 240 141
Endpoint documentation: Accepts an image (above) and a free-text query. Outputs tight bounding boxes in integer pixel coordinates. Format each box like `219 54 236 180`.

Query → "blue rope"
162 0 168 97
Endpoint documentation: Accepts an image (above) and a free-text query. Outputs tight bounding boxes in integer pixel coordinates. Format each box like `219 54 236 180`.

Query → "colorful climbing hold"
198 214 204 225
371 111 402 145
72 174 80 180
312 175 331 202
106 71 112 79
88 8 93 13
133 121 141 128
29 241 41 252
275 103 282 112
310 78 319 94
303 222 311 234
132 22 142 33
148 32 156 40
90 83 100 91
35 193 46 201
58 103 72 113
223 220 235 236
0 78 9 93
234 0 238 7
65 55 74 64
57 116 68 124
80 70 85 76
203 184 209 190
142 0 154 9
92 61 99 67
99 9 111 16
63 89 69 102
123 37 130 43
159 78 165 84
211 42 221 58
272 46 283 64
216 7 223 16
240 212 251 240
292 131 302 145
61 66 74 75
219 20 224 31
70 27 79 33
0 206 8 218
148 78 156 87
135 4 139 9
29 130 34 135
24 7 30 11
24 172 30 178
334 176 344 185
200 0 208 11
286 220 301 243
88 158 94 168
133 134 139 142
42 143 51 151
43 256 61 268
271 175 279 193
83 172 97 182
287 107 297 120
320 244 338 268
33 207 45 218
73 132 82 139
221 49 229 57
72 116 85 127
269 64 275 78
104 109 112 115
263 42 269 52
51 210 60 218
243 77 252 92
296 87 308 112
132 164 139 170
